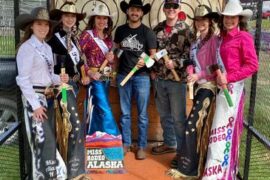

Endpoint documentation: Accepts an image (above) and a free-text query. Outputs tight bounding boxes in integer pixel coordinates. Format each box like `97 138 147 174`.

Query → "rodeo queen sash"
202 80 245 180
55 32 80 65
87 30 109 55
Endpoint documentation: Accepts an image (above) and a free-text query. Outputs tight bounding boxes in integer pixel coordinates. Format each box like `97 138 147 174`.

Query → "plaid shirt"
152 20 193 81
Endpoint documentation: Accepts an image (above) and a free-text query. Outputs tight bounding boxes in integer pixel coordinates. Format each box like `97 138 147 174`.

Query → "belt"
33 86 55 99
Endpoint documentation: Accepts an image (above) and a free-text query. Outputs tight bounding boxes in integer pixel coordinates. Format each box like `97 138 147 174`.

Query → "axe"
99 47 123 73
154 49 180 81
208 64 233 107
120 52 155 86
186 65 194 100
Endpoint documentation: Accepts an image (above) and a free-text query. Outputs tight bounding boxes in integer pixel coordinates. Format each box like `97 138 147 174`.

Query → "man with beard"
151 0 193 169
114 0 157 160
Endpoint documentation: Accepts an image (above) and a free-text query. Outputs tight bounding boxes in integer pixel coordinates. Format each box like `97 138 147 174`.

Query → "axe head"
140 52 155 68
154 49 168 61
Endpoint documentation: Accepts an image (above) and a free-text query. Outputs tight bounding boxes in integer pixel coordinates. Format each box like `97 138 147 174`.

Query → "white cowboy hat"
219 0 253 18
88 4 113 19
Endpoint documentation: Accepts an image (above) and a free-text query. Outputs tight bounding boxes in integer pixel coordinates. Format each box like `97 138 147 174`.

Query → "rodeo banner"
85 132 125 174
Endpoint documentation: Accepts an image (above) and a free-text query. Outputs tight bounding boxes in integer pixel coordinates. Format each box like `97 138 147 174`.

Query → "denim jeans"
153 79 186 152
117 74 151 148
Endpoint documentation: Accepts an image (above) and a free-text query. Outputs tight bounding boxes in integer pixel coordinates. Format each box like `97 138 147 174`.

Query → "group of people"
15 0 258 179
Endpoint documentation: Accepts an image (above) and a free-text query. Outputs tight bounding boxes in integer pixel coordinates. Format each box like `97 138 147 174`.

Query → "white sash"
30 41 53 76
55 32 80 65
202 80 244 180
87 30 109 55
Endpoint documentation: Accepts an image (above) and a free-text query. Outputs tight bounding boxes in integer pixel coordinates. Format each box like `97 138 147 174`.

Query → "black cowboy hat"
192 5 220 22
120 0 151 15
50 1 86 21
16 7 58 31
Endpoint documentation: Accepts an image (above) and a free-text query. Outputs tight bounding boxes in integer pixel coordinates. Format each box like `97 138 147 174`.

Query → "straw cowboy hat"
88 4 113 19
16 7 57 31
192 5 219 22
50 1 86 21
219 0 253 18
120 0 151 15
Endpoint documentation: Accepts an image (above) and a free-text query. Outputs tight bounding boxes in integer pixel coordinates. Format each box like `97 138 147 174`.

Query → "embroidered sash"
55 32 80 65
87 30 109 55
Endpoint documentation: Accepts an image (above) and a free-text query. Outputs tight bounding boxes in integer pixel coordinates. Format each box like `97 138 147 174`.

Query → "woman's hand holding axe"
209 64 233 107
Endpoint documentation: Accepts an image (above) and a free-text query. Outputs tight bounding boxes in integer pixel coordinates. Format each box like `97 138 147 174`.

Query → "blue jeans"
153 79 186 152
117 74 151 148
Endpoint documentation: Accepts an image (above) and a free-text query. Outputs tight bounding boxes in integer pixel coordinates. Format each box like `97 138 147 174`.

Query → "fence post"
243 0 263 179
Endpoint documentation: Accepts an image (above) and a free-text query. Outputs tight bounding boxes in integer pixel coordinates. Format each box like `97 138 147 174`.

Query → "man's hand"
137 58 145 68
33 106 47 122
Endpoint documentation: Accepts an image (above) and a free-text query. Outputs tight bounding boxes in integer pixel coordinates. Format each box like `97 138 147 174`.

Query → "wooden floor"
88 142 177 180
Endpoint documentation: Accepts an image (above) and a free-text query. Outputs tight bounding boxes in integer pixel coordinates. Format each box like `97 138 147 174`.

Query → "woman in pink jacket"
202 1 258 179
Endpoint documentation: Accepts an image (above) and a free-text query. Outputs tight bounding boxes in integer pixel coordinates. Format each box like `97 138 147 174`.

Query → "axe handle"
163 55 180 81
187 65 194 99
120 66 138 86
80 66 86 80
188 82 194 99
99 59 109 72
215 69 233 107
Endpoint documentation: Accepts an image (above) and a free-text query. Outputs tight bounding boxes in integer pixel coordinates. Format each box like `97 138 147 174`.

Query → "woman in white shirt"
16 7 69 180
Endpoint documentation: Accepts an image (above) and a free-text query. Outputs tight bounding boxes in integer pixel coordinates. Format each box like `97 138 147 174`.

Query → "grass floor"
0 144 20 179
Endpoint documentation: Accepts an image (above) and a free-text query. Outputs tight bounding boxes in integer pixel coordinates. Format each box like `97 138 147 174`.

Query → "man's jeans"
153 79 186 152
117 74 151 148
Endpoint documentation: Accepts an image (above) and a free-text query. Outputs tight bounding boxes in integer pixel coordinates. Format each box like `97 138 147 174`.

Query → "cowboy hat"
50 1 86 21
218 0 253 18
192 5 219 22
16 7 57 31
88 4 113 19
120 0 151 15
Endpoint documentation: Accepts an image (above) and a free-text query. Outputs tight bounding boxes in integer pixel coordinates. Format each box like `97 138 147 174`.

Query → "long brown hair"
218 15 248 33
84 16 113 37
192 17 216 43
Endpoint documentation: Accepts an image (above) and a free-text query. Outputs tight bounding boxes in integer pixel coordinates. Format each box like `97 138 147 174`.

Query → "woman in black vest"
48 2 90 180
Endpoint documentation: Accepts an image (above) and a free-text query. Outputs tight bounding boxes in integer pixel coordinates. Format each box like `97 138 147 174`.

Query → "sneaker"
170 155 178 168
151 144 176 155
136 148 146 160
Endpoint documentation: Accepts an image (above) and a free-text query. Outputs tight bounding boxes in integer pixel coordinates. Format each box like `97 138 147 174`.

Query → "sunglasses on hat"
164 3 179 9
